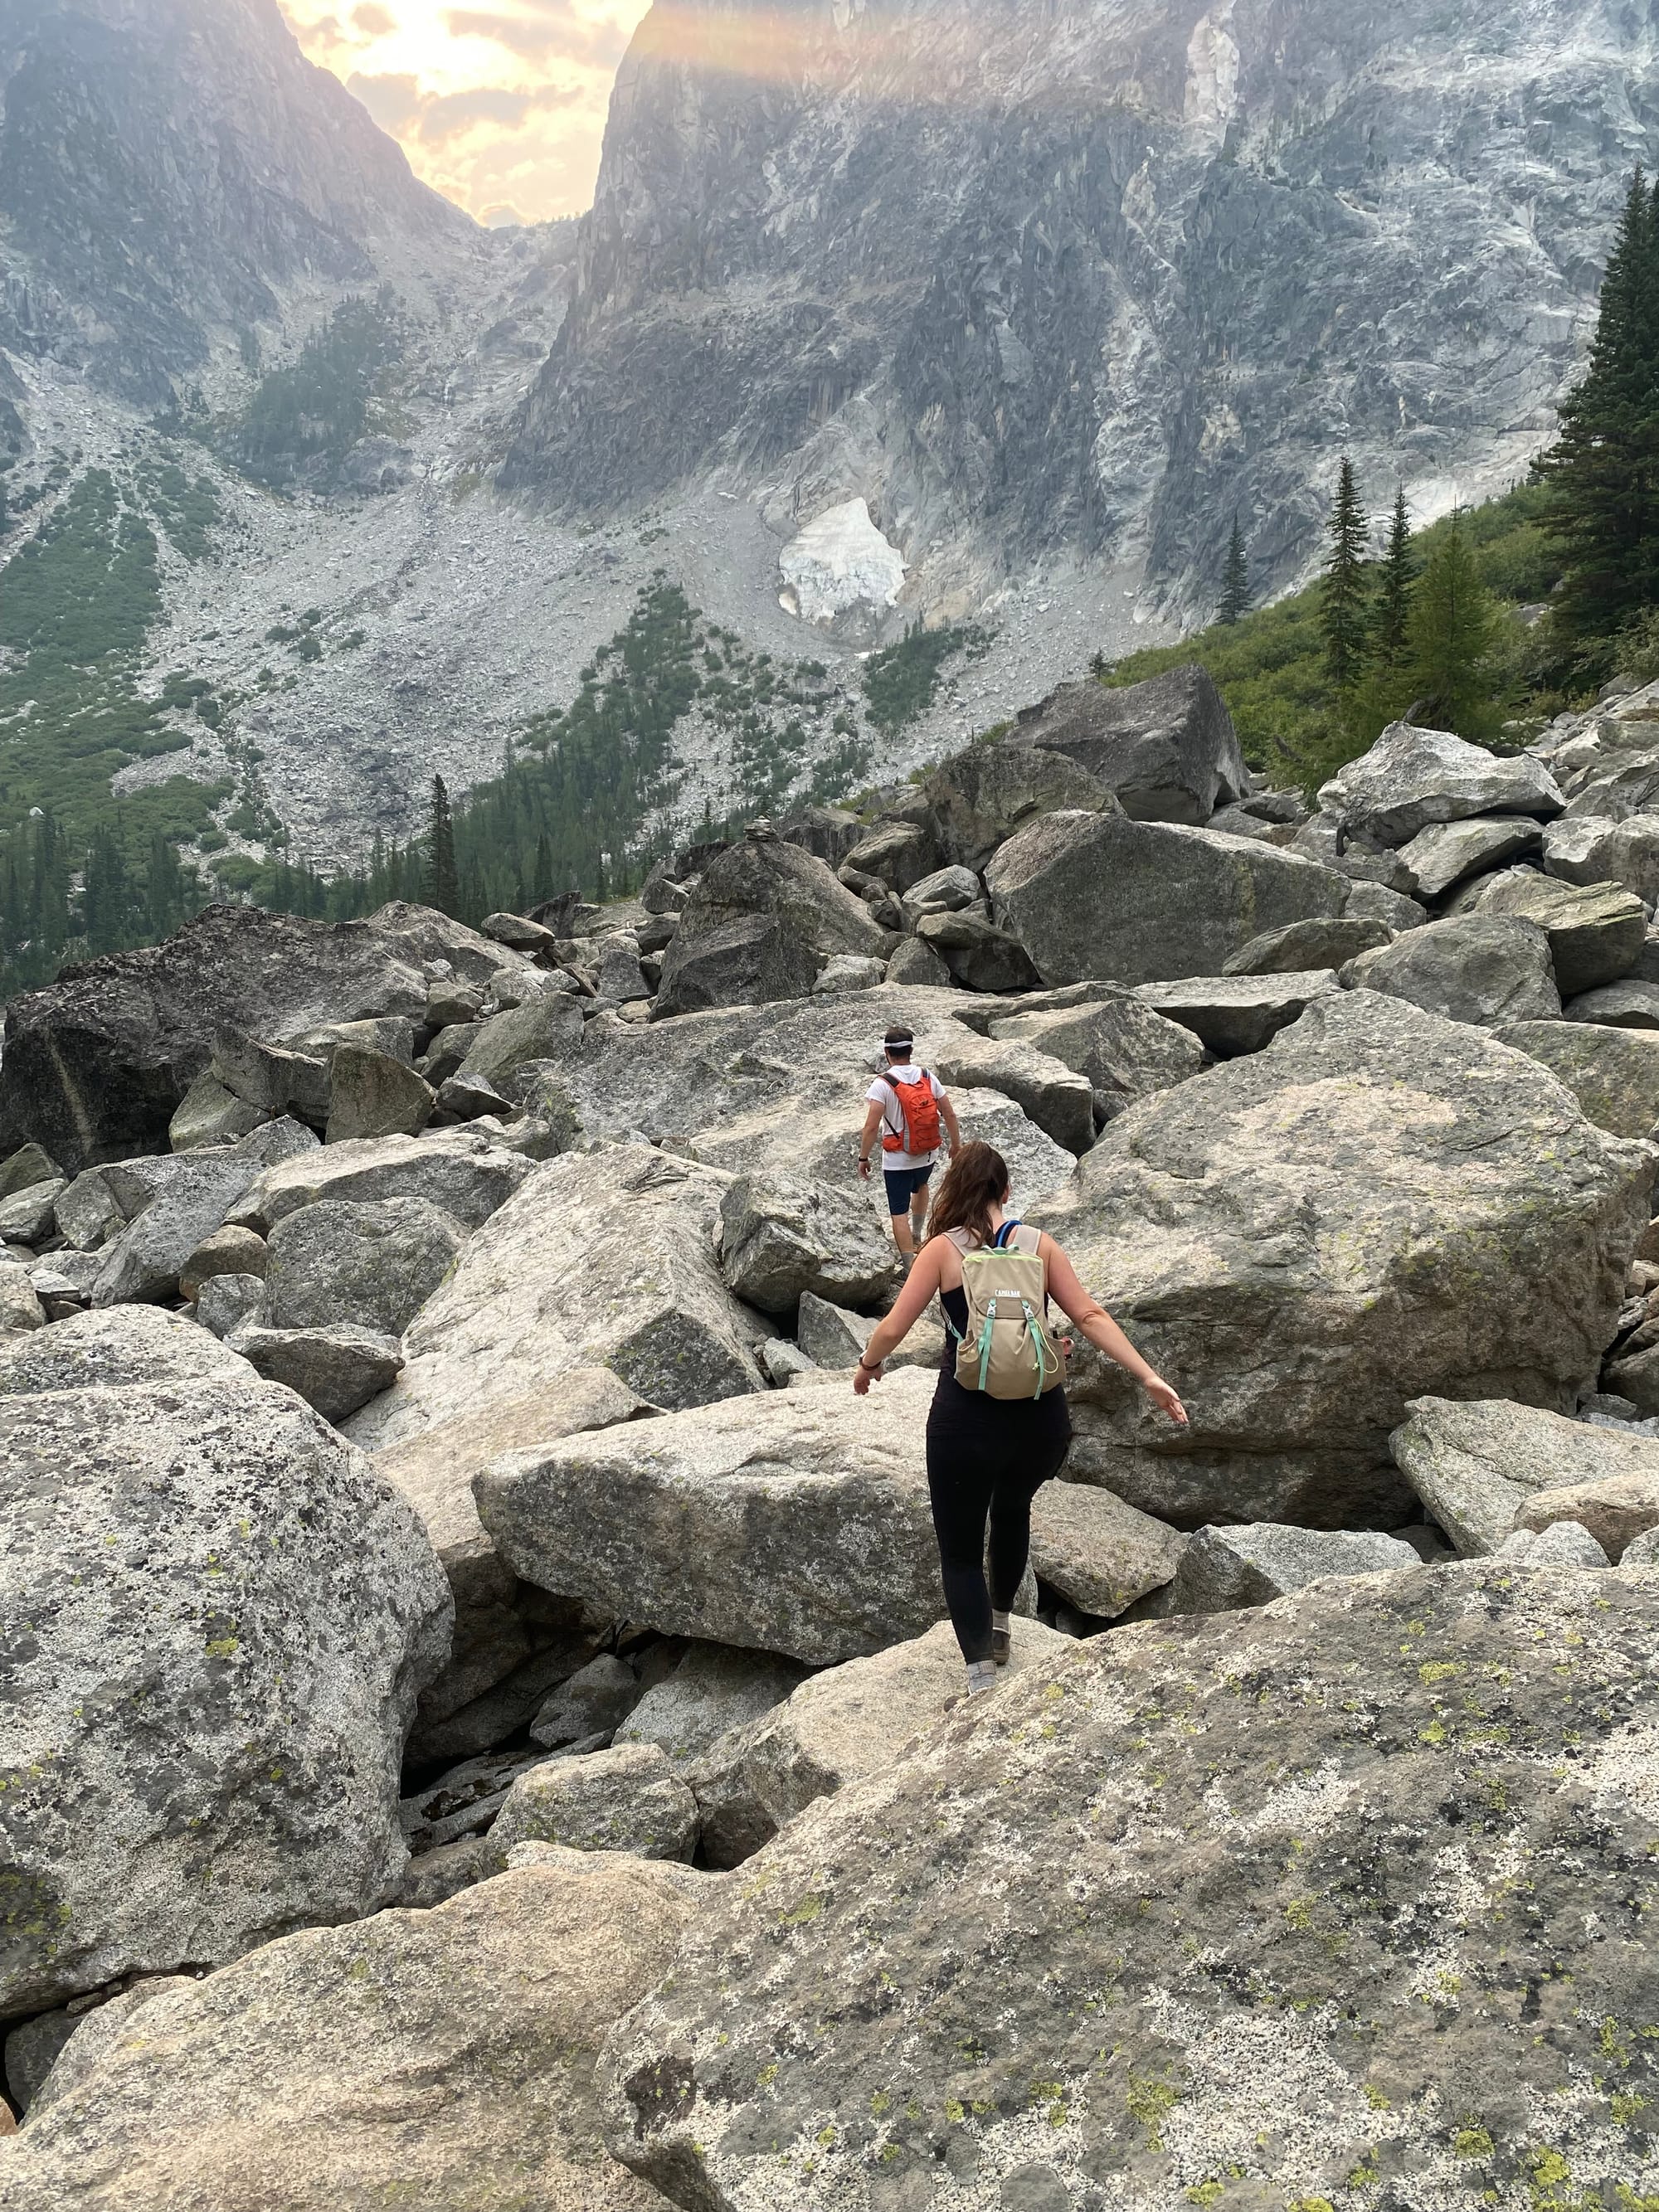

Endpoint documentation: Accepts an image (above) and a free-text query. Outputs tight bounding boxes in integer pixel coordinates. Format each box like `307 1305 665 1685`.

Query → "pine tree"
425 775 459 916
1540 168 1659 652
1373 486 1417 668
1321 458 1370 692
1408 508 1498 734
1218 518 1249 625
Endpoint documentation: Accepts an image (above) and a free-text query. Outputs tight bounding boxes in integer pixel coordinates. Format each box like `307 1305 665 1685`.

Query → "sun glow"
280 0 654 224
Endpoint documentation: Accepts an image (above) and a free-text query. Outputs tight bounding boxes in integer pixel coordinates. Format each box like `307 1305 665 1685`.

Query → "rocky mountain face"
0 0 474 404
508 0 1659 616
2 677 1659 2190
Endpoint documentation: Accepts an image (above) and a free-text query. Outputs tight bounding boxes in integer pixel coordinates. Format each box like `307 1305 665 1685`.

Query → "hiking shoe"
991 1627 1011 1668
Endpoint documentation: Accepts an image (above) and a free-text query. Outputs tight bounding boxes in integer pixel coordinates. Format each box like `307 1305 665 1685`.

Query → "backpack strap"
994 1221 1041 1252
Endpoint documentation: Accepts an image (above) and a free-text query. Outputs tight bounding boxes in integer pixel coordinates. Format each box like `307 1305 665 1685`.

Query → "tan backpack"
948 1223 1066 1400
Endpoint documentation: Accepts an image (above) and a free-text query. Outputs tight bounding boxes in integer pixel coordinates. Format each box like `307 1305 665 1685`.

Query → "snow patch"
779 498 906 627
1185 0 1239 137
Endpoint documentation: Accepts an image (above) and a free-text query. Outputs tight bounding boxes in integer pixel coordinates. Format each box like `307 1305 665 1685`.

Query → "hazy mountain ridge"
0 0 478 405
508 0 1658 620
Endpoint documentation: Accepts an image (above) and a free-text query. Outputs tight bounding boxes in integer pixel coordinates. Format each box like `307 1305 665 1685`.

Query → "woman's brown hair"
926 1141 1011 1251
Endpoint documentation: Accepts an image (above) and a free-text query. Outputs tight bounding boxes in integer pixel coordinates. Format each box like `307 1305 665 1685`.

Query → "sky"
280 0 655 226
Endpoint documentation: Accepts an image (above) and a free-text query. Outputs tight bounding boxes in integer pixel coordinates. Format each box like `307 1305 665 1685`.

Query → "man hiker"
858 1025 961 1258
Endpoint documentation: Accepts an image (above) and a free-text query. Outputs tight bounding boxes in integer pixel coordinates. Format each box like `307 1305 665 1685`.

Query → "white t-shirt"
866 1063 946 1172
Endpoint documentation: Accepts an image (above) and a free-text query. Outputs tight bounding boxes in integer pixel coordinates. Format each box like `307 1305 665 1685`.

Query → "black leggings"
925 1373 1073 1663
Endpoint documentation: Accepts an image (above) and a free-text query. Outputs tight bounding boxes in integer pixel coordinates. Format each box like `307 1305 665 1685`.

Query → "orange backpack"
881 1072 942 1155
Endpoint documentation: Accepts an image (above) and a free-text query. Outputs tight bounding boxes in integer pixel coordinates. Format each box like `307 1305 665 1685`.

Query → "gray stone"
1136 969 1340 1057
265 1196 465 1337
1027 1482 1186 1617
456 989 585 1093
988 990 1204 1114
477 1369 946 1665
209 1030 331 1126
779 805 862 868
1389 1394 1659 1554
1010 664 1248 824
322 1043 435 1144
528 1654 645 1748
927 1034 1096 1151
1395 813 1545 897
617 1642 810 1771
0 903 439 1174
1331 719 1564 844
420 1021 484 1084
604 1565 1659 2205
986 809 1346 987
0 1305 251 1393
1564 978 1659 1028
1355 913 1561 1026
899 864 983 923
1543 811 1659 906
1493 1019 1659 1139
90 1151 266 1308
5 2006 81 2116
229 1127 534 1235
1623 1526 1659 1566
0 1376 450 2012
795 1289 945 1372
1496 1519 1613 1567
178 1223 267 1300
196 1273 268 1339
718 1170 902 1314
348 1147 766 1465
1563 748 1659 822
1340 878 1429 931
760 1336 817 1384
883 935 956 989
922 738 1111 872
299 1016 419 1069
367 1366 645 1762
688 1617 1074 1868
913 907 1044 992
481 910 559 954
1222 916 1393 975
0 1862 696 2211
435 1068 513 1121
1148 1521 1418 1616
594 939 650 1003
1603 1338 1659 1415
1461 868 1647 994
0 1267 46 1335
1509 1467 1659 1561
657 839 887 1018
489 1742 698 1861
426 978 485 1029
1033 992 1652 1529
230 1324 405 1425
843 819 938 894
0 1142 60 1201
0 1178 63 1242
812 952 887 995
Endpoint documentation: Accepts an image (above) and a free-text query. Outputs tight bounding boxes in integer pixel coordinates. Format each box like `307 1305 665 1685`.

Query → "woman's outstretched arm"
852 1238 946 1394
1043 1236 1188 1425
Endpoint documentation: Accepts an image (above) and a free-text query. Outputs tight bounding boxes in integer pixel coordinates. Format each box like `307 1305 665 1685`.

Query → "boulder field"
3 673 1659 2200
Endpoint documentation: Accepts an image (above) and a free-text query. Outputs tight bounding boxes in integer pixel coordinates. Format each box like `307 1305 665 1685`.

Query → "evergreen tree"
1540 168 1659 652
1321 457 1370 692
425 775 459 916
1373 485 1417 668
1218 518 1249 625
1408 508 1498 734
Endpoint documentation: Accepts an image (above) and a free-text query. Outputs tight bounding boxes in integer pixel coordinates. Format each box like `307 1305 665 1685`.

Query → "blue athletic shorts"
883 1164 934 1218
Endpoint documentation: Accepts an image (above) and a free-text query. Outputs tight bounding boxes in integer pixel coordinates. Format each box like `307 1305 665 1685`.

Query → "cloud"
284 0 652 221
444 3 630 67
347 69 580 146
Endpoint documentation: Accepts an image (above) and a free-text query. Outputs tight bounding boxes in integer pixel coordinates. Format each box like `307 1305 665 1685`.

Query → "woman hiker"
853 1140 1188 1699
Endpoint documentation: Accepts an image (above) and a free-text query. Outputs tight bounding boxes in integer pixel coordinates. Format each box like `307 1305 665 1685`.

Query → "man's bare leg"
892 1210 917 1258
909 1191 930 1251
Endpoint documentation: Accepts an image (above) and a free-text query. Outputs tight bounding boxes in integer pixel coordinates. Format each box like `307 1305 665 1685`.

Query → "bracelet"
858 1354 882 1374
